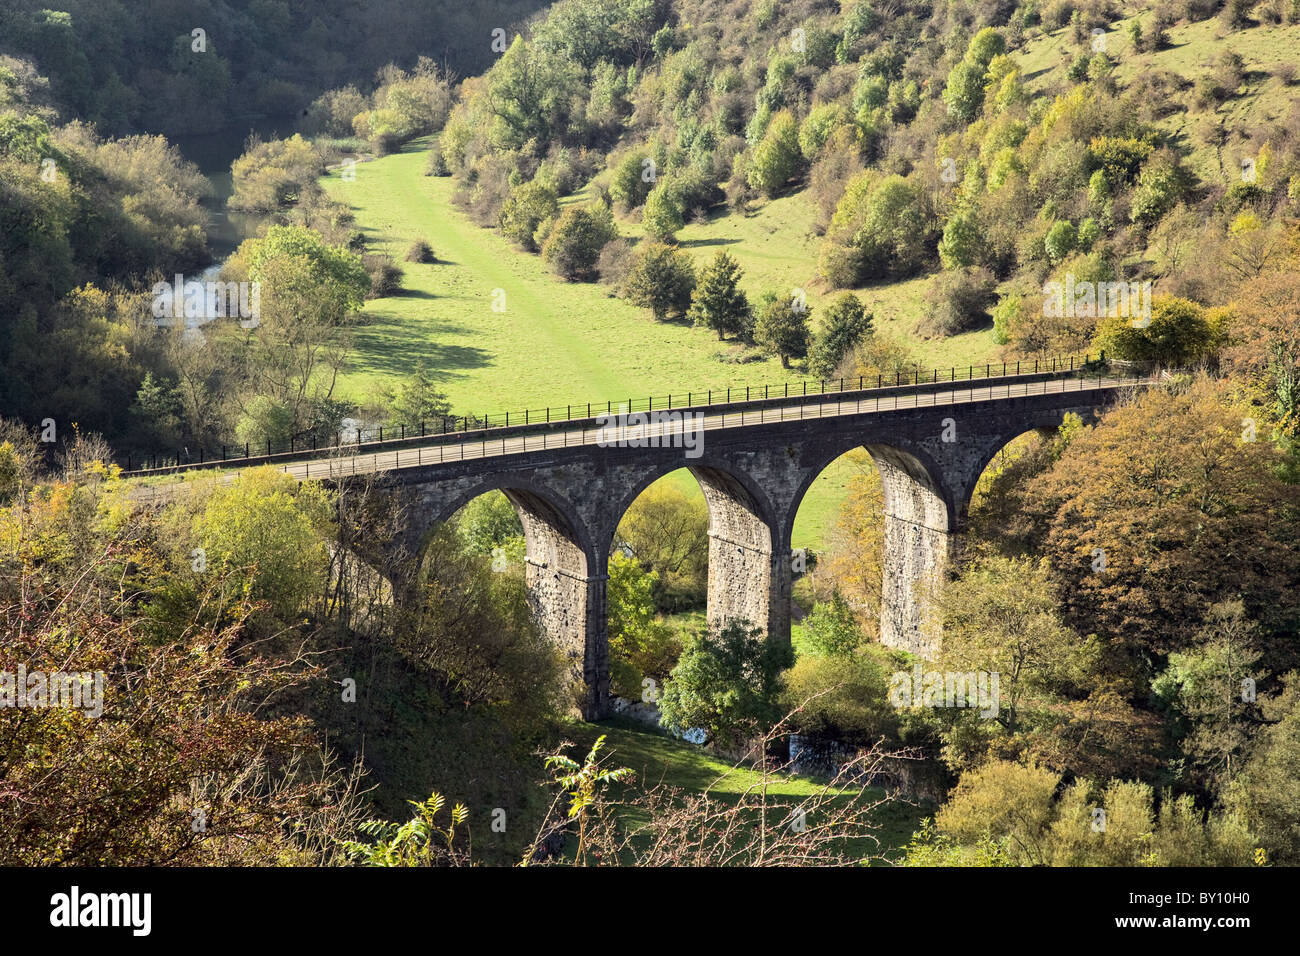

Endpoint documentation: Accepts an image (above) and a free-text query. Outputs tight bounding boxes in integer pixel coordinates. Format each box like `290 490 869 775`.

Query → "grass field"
563 717 928 862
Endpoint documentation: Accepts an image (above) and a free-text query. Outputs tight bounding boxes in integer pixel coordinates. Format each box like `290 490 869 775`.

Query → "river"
170 114 299 263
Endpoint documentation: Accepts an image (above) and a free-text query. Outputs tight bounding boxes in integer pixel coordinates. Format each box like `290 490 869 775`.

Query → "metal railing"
123 353 1107 476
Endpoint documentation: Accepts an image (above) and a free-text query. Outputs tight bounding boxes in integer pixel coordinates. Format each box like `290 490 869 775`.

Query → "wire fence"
123 352 1107 475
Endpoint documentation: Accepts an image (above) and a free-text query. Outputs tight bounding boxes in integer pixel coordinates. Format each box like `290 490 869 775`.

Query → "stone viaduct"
325 373 1146 720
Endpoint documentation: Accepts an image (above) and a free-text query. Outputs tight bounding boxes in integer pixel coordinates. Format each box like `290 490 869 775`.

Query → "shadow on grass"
678 237 744 249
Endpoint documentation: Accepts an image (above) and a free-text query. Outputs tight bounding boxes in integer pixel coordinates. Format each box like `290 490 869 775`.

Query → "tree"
1226 673 1300 865
1223 268 1300 435
386 361 452 425
607 552 680 696
610 151 654 210
944 558 1089 708
746 109 801 197
753 293 810 368
620 242 695 320
912 761 1254 866
802 591 865 657
641 180 684 241
499 180 560 251
938 206 984 269
614 482 709 610
1021 377 1300 669
1044 220 1077 262
659 619 794 749
687 251 751 340
1151 602 1263 794
1093 295 1214 366
191 467 334 624
242 225 370 322
808 292 871 379
540 203 617 280
824 172 933 282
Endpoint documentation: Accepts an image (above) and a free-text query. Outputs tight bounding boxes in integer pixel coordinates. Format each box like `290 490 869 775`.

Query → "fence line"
125 352 1108 475
263 371 1149 481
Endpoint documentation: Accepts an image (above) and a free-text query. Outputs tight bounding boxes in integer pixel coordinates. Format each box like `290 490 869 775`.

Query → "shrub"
540 203 618 281
916 267 997 338
404 240 436 263
424 144 450 176
1093 295 1215 365
499 180 561 252
620 242 696 319
660 619 794 749
362 253 403 298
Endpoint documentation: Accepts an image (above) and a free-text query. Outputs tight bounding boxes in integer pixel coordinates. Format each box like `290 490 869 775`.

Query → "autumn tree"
1021 378 1300 672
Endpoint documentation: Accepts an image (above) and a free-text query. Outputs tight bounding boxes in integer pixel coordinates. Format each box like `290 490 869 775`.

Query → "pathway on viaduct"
131 369 1155 719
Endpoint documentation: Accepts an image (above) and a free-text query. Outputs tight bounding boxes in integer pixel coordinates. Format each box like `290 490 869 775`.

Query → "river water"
170 114 299 262
160 116 297 326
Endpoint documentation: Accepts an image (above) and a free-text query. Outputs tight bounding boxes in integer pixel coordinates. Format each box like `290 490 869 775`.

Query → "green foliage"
642 180 685 240
1044 220 1077 263
746 110 801 197
614 482 709 611
660 619 795 749
619 241 695 320
543 735 634 864
1130 152 1192 226
1093 296 1215 365
802 592 865 657
824 173 933 284
610 151 654 209
687 250 751 340
190 467 333 624
385 361 452 425
607 552 681 697
943 28 1006 122
808 292 871 380
938 206 984 270
917 760 1256 866
540 202 617 280
242 224 370 318
753 292 811 368
781 646 899 742
455 490 525 559
1226 673 1300 865
500 179 560 251
342 792 469 866
798 103 849 160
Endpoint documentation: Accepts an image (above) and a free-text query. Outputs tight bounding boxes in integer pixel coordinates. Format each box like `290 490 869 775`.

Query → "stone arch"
606 457 786 645
946 405 1101 529
785 438 955 658
400 475 608 720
